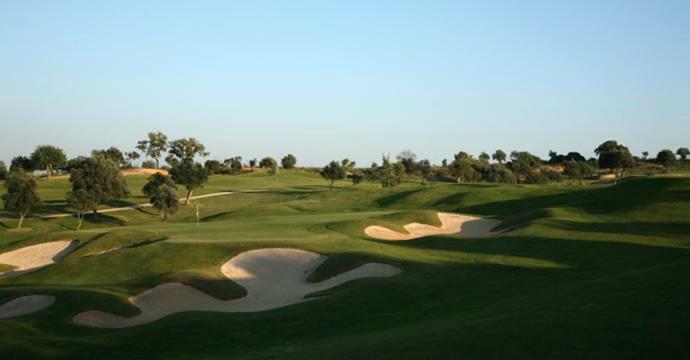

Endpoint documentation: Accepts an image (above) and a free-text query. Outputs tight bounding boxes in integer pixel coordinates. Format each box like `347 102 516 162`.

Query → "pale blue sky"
1 0 689 166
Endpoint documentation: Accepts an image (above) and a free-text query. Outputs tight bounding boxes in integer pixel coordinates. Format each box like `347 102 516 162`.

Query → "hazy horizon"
2 1 689 166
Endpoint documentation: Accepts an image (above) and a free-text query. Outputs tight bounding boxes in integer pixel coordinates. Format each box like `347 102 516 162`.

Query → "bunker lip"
364 212 502 241
0 295 56 319
73 248 401 328
0 240 78 277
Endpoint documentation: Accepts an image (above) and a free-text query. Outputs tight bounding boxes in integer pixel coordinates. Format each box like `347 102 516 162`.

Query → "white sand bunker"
0 240 78 277
74 248 400 328
0 295 55 319
365 212 502 241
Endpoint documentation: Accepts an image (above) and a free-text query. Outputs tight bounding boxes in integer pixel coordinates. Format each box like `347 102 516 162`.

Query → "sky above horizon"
1 0 689 166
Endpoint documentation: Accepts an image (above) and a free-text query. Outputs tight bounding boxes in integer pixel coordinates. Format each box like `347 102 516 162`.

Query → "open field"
1 171 690 359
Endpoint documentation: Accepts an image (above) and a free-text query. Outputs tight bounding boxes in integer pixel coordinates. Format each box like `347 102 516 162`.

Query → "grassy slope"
0 173 688 359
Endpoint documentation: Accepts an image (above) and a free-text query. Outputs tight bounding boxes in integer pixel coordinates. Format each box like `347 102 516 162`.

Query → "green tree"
69 156 130 216
563 160 595 184
204 160 222 175
396 150 417 175
320 161 345 190
249 159 257 168
479 152 490 164
67 189 96 231
92 147 126 168
2 171 41 229
594 140 635 176
642 151 649 160
449 156 479 183
677 147 690 161
485 164 516 184
281 154 297 169
137 132 168 168
166 138 208 167
492 149 507 164
0 161 7 180
10 156 33 172
142 173 177 198
31 145 67 179
125 151 140 168
417 159 432 185
267 161 279 179
223 157 243 175
259 157 276 168
378 156 404 188
656 149 676 172
170 158 208 205
150 184 179 222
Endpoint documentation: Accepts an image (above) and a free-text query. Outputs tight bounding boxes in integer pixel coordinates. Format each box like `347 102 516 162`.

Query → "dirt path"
73 248 401 328
365 212 502 240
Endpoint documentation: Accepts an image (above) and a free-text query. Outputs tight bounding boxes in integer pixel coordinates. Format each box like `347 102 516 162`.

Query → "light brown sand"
0 240 78 276
0 295 55 318
73 248 401 328
364 212 501 241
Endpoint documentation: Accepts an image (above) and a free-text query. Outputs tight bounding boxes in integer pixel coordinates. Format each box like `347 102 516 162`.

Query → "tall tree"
204 160 222 175
677 147 690 161
281 154 297 169
92 147 126 168
2 171 41 229
0 161 7 181
320 161 345 190
125 151 140 168
656 149 676 172
68 156 130 216
642 151 649 160
224 156 243 175
249 159 257 168
492 150 506 164
138 132 168 168
166 138 208 167
594 140 635 176
479 152 491 164
170 158 208 205
396 150 417 175
142 173 177 198
259 157 276 168
31 145 67 179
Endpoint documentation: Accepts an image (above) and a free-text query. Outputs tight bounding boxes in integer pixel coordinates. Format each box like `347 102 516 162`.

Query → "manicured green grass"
0 173 689 359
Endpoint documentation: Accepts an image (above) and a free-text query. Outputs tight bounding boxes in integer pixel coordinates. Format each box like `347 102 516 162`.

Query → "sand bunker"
0 295 55 318
365 212 501 241
0 240 78 277
74 248 400 328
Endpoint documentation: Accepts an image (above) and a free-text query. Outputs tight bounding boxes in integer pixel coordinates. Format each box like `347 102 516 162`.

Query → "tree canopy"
492 150 507 164
68 156 130 215
281 154 297 169
2 170 41 228
170 158 208 204
594 140 635 174
677 147 690 161
320 161 345 190
31 145 67 179
143 174 179 222
10 156 33 172
656 149 676 171
137 132 168 168
167 137 208 166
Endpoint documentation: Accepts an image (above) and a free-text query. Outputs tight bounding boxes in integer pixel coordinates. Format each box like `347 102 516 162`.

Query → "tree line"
2 137 689 227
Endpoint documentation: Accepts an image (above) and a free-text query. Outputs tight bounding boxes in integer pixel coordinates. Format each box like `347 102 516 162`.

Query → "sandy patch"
364 212 501 241
122 168 169 176
73 248 400 328
0 295 55 318
0 240 78 277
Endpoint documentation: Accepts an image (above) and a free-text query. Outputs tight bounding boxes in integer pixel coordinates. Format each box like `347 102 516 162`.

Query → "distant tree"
141 160 157 169
479 152 490 164
281 154 297 169
563 160 595 184
379 156 405 188
31 145 67 179
267 160 279 179
492 150 507 164
142 173 177 198
125 151 140 168
1 171 41 229
166 138 208 167
677 147 690 161
656 149 676 172
67 189 96 231
594 140 635 176
150 184 179 222
223 156 243 175
485 165 517 184
397 150 417 175
320 161 345 190
92 147 126 168
0 161 7 181
68 156 130 216
449 155 479 183
259 157 276 168
204 160 222 175
66 157 88 172
137 132 168 168
642 151 649 160
441 159 448 167
170 158 208 205
2 170 41 229
341 158 356 174
509 151 542 180
351 171 364 185
249 159 257 168
10 156 33 172
418 159 432 185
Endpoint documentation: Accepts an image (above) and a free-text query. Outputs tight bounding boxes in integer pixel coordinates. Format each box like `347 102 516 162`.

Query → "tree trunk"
76 213 84 231
17 212 26 229
185 189 193 205
329 180 334 191
155 158 160 169
47 164 53 179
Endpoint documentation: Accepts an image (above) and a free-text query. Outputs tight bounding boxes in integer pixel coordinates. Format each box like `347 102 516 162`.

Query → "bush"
142 160 157 169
